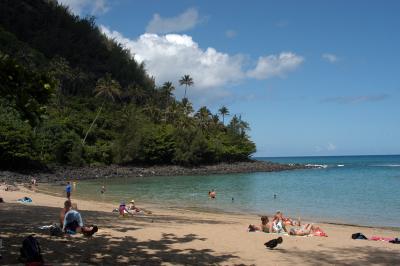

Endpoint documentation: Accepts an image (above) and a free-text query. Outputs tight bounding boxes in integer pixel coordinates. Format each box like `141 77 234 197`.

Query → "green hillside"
0 0 256 169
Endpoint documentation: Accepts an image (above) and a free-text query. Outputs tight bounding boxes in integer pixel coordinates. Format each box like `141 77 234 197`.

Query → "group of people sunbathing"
249 211 327 237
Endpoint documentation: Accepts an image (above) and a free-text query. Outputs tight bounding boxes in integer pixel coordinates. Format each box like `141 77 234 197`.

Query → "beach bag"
389 238 400 244
20 235 43 263
352 233 367 240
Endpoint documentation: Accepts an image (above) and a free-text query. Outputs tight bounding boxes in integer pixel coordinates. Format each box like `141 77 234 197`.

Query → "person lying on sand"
289 224 327 237
61 200 98 236
274 211 300 226
248 216 273 233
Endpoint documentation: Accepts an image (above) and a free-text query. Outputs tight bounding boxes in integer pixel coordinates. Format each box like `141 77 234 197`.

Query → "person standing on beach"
66 182 72 200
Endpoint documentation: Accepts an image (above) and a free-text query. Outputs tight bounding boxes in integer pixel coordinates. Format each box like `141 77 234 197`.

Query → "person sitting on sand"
62 200 98 236
249 216 273 233
272 213 288 233
274 211 300 227
119 202 132 217
127 200 141 213
289 223 327 237
60 200 71 228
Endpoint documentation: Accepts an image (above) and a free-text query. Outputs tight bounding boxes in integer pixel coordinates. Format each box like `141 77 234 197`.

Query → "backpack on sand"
20 235 43 263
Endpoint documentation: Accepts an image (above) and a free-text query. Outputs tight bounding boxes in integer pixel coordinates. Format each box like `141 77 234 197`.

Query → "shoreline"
0 160 308 184
19 184 400 231
1 186 399 265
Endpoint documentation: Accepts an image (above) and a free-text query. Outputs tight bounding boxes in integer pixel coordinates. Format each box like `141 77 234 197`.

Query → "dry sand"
0 186 399 265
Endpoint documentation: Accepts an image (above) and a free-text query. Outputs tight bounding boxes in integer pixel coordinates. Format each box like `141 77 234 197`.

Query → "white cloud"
58 0 109 15
100 26 244 101
247 52 304 80
146 8 201 34
322 53 338 63
225 30 237 38
327 143 336 151
100 26 304 103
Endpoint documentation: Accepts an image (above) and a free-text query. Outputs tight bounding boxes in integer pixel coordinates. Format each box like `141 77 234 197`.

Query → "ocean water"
43 155 400 228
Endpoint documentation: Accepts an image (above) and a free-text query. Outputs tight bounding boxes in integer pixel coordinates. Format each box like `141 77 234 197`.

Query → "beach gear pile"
352 233 400 244
17 197 32 203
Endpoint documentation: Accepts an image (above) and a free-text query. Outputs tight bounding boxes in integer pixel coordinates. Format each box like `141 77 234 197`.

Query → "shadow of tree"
0 203 239 265
274 245 400 265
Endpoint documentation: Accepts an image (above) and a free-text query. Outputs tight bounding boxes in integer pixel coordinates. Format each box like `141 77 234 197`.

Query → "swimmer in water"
209 189 216 199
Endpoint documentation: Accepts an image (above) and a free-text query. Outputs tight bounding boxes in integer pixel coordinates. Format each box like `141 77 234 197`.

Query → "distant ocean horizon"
43 154 400 228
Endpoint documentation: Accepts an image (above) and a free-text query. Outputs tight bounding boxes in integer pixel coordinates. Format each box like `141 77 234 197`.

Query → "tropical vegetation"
0 0 256 169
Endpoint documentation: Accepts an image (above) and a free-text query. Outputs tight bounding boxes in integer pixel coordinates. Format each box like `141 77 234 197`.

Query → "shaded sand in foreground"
0 187 399 265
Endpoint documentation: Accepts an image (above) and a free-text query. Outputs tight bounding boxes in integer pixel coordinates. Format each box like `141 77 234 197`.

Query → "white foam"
305 164 328 169
371 164 400 167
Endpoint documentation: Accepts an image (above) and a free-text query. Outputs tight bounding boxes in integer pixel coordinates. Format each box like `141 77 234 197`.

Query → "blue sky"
60 0 400 156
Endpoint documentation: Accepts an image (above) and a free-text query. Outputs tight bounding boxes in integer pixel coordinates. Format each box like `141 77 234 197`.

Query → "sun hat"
130 199 135 204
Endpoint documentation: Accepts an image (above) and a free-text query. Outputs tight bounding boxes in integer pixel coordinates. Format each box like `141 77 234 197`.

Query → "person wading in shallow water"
66 182 72 200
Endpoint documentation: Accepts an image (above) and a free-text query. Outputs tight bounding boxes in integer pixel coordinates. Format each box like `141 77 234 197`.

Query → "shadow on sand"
0 203 240 265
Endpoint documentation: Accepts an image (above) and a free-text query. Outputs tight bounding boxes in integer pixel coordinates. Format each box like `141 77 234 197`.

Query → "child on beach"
65 182 72 200
119 202 132 217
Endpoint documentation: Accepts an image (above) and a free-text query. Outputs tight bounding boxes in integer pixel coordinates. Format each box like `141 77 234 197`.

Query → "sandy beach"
0 186 399 265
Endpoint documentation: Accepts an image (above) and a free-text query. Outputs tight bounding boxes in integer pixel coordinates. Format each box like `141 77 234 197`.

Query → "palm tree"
195 106 212 130
228 115 240 135
238 115 250 137
82 73 121 145
161 81 175 122
179 74 194 99
218 106 230 125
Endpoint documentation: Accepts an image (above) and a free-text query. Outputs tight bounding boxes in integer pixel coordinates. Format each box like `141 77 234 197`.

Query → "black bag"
50 225 64 237
351 232 368 240
20 235 43 263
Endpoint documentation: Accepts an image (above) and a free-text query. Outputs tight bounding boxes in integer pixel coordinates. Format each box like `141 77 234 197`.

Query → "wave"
305 164 328 169
337 164 344 167
370 164 400 167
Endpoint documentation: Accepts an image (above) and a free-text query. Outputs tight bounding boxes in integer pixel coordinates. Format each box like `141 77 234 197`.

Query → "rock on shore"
0 160 308 184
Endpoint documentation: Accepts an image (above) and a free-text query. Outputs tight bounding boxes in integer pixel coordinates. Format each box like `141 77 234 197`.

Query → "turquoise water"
49 155 400 228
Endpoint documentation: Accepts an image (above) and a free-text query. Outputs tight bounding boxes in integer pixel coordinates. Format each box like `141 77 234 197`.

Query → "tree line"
0 0 256 169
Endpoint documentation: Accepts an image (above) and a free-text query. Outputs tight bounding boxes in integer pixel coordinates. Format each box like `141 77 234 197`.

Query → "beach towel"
273 221 285 233
17 197 32 203
370 236 395 242
313 228 328 237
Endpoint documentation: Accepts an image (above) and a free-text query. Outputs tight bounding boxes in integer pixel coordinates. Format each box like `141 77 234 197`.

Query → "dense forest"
0 0 256 169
